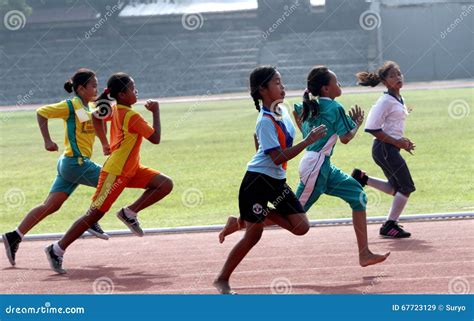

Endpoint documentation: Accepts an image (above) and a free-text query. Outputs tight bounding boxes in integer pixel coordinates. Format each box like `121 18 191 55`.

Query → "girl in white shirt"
352 61 415 239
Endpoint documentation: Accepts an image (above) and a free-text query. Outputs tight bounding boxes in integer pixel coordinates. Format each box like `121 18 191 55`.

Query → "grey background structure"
0 0 472 106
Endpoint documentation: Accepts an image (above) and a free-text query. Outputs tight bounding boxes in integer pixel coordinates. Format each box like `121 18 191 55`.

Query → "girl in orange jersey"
45 72 173 274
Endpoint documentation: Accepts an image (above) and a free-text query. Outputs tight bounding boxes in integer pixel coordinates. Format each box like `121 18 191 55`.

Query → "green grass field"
0 88 473 234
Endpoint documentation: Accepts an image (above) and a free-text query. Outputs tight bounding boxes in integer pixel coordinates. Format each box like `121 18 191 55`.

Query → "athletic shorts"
238 171 305 223
296 156 366 212
372 139 416 196
91 165 160 213
50 156 101 195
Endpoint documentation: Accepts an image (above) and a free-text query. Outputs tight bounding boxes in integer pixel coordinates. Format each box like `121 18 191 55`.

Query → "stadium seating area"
0 12 368 105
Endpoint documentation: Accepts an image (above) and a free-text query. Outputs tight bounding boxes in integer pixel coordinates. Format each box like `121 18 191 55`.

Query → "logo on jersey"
81 121 95 134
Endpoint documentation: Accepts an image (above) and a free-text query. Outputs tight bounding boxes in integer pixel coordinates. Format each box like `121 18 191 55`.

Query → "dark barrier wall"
379 1 474 80
0 0 471 106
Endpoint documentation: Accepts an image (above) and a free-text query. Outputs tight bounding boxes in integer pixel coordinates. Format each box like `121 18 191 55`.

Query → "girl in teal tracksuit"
294 65 389 267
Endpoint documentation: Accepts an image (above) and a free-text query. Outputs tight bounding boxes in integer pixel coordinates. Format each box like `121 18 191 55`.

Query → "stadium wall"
377 0 473 81
0 0 471 106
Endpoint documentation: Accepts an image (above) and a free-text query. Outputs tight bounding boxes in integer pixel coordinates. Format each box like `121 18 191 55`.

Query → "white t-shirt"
364 93 409 139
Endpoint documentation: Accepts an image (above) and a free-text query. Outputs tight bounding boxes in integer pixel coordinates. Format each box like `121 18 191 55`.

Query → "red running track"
1 219 473 294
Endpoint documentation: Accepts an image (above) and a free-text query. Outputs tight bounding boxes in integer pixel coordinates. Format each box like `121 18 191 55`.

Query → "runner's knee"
291 216 310 235
42 200 63 214
244 225 263 245
161 177 173 195
150 175 174 195
293 223 310 236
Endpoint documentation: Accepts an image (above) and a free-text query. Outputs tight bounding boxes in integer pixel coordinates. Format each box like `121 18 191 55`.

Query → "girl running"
293 65 390 267
214 66 327 294
2 68 109 267
352 61 415 238
44 72 173 274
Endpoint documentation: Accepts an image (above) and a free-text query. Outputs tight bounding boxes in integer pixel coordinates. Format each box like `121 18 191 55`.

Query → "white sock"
15 228 24 240
367 177 395 195
123 207 137 219
388 192 409 221
53 242 65 256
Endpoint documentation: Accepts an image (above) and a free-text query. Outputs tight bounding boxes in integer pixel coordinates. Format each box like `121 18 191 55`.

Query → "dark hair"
64 68 96 93
249 66 277 112
95 72 133 102
356 61 400 87
302 66 332 122
94 73 133 119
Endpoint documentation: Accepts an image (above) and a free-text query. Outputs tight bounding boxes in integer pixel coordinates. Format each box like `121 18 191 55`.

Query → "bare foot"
359 251 390 267
218 216 241 244
213 278 237 295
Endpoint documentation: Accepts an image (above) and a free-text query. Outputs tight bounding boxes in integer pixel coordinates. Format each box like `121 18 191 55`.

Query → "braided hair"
249 66 277 112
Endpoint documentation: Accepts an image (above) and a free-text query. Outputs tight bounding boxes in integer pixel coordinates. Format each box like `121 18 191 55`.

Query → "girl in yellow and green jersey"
2 69 110 267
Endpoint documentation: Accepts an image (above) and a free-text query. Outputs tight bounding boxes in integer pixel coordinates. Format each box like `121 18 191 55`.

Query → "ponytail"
96 88 111 103
64 68 96 93
93 73 132 119
302 89 320 122
94 88 114 120
64 80 74 93
356 71 381 87
302 65 331 121
356 61 400 87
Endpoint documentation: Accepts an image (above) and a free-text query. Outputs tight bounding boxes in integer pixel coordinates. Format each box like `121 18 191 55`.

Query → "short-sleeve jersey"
365 93 409 140
37 96 96 158
247 106 296 179
102 104 155 177
294 97 356 156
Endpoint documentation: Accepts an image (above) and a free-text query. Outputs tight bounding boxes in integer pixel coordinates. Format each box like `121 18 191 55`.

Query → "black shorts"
238 171 305 223
372 139 416 196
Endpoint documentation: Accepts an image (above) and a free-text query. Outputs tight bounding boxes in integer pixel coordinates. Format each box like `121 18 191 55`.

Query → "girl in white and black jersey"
352 61 416 239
